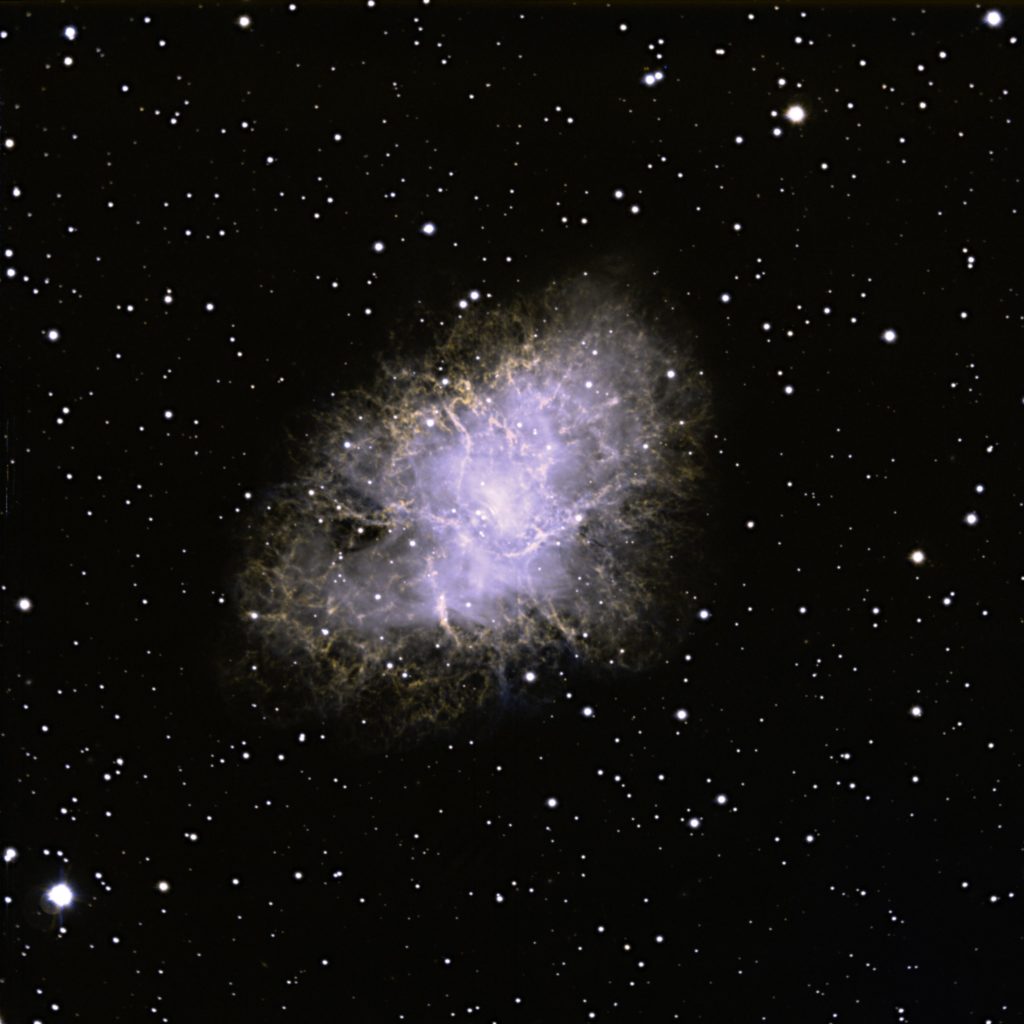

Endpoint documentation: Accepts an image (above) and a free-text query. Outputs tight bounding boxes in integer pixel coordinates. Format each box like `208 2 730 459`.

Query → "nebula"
231 279 709 743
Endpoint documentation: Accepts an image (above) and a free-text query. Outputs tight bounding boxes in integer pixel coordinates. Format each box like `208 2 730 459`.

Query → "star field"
4 5 1022 1022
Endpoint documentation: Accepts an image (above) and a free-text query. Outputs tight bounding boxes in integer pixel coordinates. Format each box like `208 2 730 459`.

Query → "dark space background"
3 3 1022 1021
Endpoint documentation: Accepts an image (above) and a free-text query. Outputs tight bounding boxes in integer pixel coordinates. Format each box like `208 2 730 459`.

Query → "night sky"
4 2 1023 1021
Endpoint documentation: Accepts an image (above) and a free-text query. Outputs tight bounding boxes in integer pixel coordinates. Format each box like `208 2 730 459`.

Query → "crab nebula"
232 280 709 743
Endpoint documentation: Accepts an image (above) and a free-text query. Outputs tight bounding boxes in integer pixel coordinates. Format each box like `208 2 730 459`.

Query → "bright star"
47 883 74 908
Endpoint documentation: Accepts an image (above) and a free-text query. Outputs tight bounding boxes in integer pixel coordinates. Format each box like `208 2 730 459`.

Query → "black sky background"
3 3 1022 1021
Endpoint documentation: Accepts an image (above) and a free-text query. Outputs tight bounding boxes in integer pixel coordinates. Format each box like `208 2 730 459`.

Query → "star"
46 883 74 909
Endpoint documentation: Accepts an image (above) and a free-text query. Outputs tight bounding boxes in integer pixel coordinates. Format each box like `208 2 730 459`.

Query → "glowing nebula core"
232 281 709 742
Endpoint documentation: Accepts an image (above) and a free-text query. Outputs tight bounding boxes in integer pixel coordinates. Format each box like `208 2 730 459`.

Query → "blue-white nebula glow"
335 345 657 634
234 282 708 741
